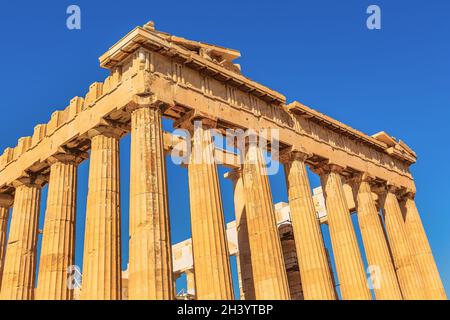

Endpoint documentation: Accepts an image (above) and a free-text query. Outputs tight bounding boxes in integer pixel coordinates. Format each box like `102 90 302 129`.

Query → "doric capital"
403 191 416 201
279 146 311 164
386 182 402 194
174 110 217 131
346 172 375 186
371 180 403 198
47 147 89 166
311 160 345 177
237 130 272 152
125 94 161 113
88 119 128 140
12 173 47 189
0 193 14 208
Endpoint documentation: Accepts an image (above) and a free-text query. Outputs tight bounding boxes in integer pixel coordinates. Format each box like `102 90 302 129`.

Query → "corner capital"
125 94 161 113
399 191 415 202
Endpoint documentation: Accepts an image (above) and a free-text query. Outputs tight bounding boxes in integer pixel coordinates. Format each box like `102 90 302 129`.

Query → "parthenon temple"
0 21 446 300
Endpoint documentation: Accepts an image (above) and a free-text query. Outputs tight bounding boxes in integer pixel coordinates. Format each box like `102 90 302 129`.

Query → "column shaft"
0 183 41 300
128 106 174 300
242 143 290 300
81 132 122 300
319 168 371 300
381 189 425 299
226 170 255 300
187 123 234 300
352 178 402 300
36 159 78 300
284 157 336 300
402 195 446 299
0 195 13 289
279 224 304 300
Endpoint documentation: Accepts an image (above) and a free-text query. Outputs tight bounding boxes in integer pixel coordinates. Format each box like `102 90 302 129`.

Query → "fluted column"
401 193 446 299
81 127 122 300
224 169 255 300
379 185 425 300
128 102 174 300
178 114 233 300
279 224 304 300
283 152 336 300
241 140 290 300
350 174 402 300
317 164 371 300
0 177 44 300
173 272 180 297
0 194 13 289
36 153 84 300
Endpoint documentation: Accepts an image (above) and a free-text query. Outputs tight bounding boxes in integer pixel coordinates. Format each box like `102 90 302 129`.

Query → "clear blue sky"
0 0 448 298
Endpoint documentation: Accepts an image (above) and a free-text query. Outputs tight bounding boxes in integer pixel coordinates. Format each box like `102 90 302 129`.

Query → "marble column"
379 185 425 300
36 153 84 300
182 117 234 300
224 169 255 300
0 194 13 289
350 174 402 300
81 128 122 300
0 177 44 300
279 224 304 300
283 152 336 300
317 164 371 300
128 103 174 300
402 193 446 299
173 272 180 297
241 140 290 300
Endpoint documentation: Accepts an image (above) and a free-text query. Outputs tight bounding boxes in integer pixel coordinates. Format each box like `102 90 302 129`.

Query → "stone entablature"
0 22 416 195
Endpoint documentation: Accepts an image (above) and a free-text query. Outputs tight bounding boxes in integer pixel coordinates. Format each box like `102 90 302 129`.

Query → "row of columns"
227 150 446 300
0 102 446 300
350 175 402 299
